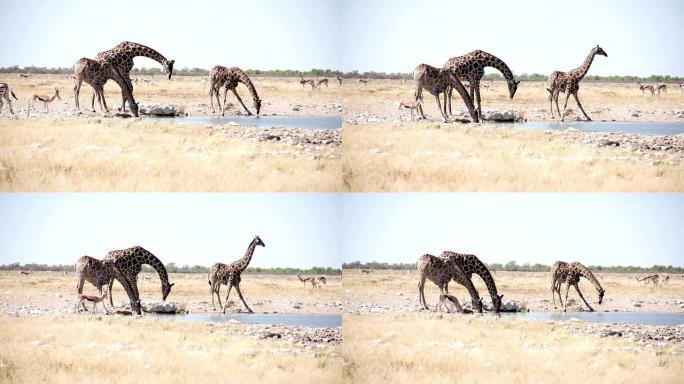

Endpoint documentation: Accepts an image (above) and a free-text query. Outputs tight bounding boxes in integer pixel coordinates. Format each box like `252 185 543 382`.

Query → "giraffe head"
162 281 174 301
129 100 139 117
254 98 262 116
594 45 608 57
597 288 605 305
474 298 483 313
254 235 265 247
506 80 520 99
164 60 175 80
492 294 504 313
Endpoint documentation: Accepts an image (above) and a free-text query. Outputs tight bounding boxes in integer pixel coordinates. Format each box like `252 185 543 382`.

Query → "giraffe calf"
74 292 110 314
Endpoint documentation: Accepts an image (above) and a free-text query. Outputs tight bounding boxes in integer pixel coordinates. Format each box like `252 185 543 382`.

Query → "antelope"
358 79 369 86
298 75 314 89
74 292 109 314
316 78 329 88
637 82 656 97
435 293 469 314
297 274 313 287
0 82 18 115
18 73 30 80
361 268 372 274
19 270 31 276
636 274 660 287
317 276 327 285
397 97 423 121
656 83 667 95
30 88 61 113
335 75 342 87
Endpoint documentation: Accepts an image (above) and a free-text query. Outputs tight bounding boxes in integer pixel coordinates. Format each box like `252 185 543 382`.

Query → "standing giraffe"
442 50 520 120
208 66 262 116
73 57 139 116
551 261 605 312
413 64 478 123
75 255 141 314
208 236 265 313
103 246 174 309
545 45 608 121
95 41 174 112
440 251 503 313
417 254 483 313
335 75 342 87
0 82 18 115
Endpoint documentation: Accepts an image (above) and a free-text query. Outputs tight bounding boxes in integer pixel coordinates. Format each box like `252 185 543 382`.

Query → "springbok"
637 82 656 97
74 292 109 314
358 79 369 86
397 98 423 121
30 88 61 113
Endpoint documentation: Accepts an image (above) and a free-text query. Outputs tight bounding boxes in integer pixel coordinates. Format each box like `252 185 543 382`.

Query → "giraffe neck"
107 64 136 105
233 239 258 272
236 70 260 104
125 42 170 67
483 54 515 84
139 249 170 288
108 262 141 313
473 266 499 303
576 264 603 294
573 49 597 80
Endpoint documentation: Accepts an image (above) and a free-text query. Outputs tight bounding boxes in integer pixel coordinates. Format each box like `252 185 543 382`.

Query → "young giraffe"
637 82 656 97
103 246 174 309
417 254 483 313
73 57 139 116
335 75 342 87
413 64 478 123
0 82 18 115
95 41 175 112
442 50 520 120
440 251 503 313
208 236 265 313
545 45 608 121
550 261 605 312
208 66 262 116
75 255 142 314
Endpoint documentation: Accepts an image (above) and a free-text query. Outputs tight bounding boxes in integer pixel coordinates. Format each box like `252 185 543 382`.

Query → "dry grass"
0 271 342 314
342 122 684 191
342 313 683 384
343 270 684 312
0 315 341 384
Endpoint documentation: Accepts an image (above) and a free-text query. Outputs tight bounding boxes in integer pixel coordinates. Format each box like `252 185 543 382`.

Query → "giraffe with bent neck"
551 261 605 312
208 236 265 313
417 253 483 313
440 251 504 313
103 246 174 309
209 66 262 116
443 50 520 120
75 255 142 314
545 45 607 121
73 57 139 116
413 63 479 123
95 41 175 112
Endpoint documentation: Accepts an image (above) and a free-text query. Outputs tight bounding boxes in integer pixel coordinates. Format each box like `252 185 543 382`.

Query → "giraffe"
95 41 174 112
637 82 656 97
208 235 265 313
442 50 520 120
545 45 608 121
335 75 342 87
208 66 262 116
440 251 503 313
75 255 141 314
73 57 139 117
103 246 174 309
0 82 18 115
550 261 605 312
413 64 478 123
417 253 483 313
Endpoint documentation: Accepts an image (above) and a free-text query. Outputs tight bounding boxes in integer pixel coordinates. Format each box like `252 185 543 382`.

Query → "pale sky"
341 194 684 268
0 194 340 268
1 0 682 76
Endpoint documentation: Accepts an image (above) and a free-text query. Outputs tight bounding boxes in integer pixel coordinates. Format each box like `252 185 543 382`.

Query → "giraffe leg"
560 92 571 122
90 90 97 112
447 87 453 116
418 272 428 310
563 282 571 312
214 86 223 113
573 283 594 311
108 279 114 308
221 87 228 116
548 90 555 118
74 80 83 110
210 281 216 311
473 82 482 120
434 94 448 123
415 86 426 120
209 85 216 113
222 284 233 314
231 88 253 116
235 284 253 313
572 92 591 121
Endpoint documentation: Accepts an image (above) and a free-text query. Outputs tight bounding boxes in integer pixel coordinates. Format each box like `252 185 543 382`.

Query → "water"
158 115 342 130
501 311 684 326
487 121 684 136
148 313 341 328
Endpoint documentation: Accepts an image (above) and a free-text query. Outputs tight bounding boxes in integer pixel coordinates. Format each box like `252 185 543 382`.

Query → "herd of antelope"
637 82 683 97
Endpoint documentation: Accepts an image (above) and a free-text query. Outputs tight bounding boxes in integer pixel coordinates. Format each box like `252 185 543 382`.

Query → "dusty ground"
0 74 343 192
342 269 684 314
0 271 342 315
341 79 684 192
